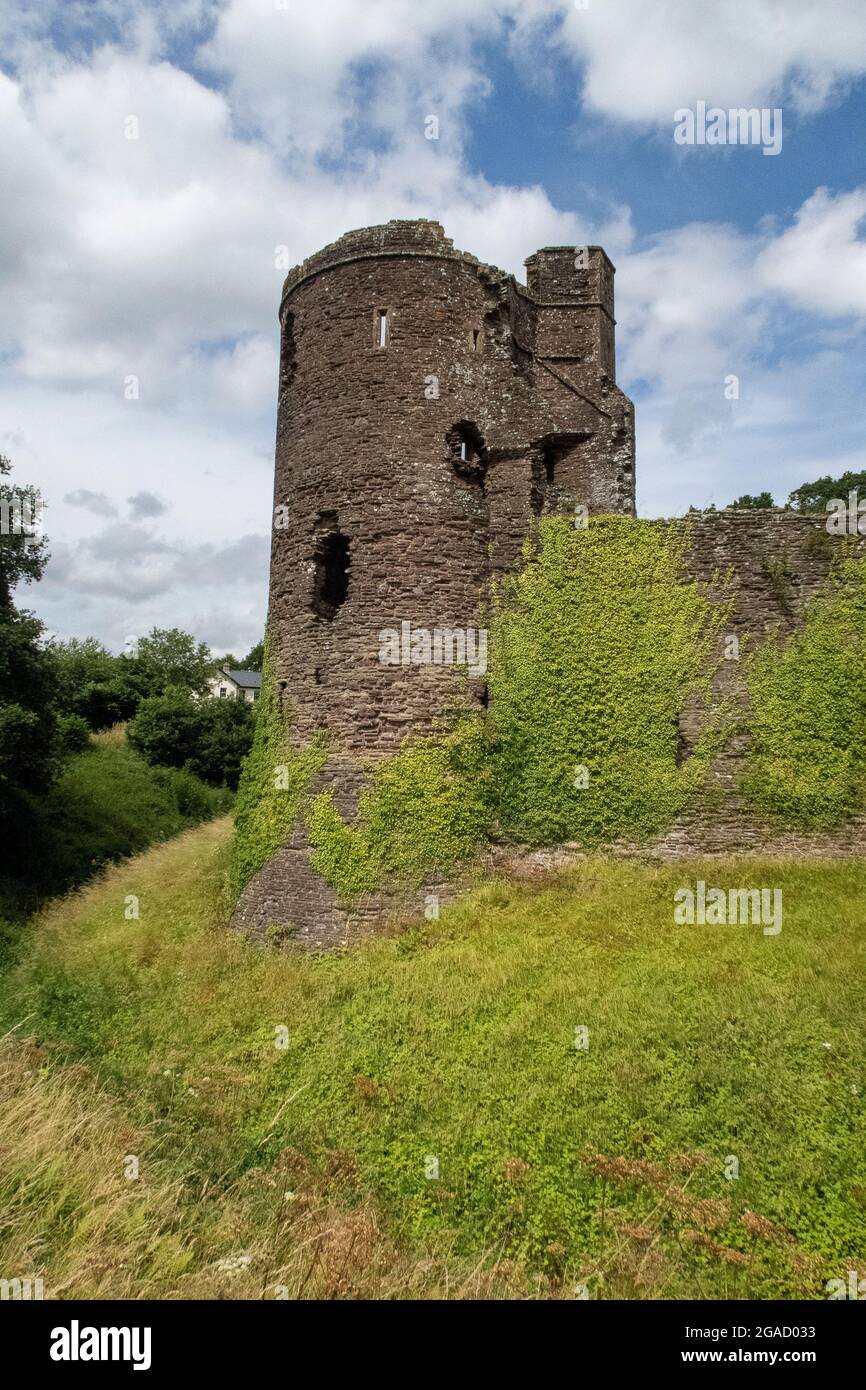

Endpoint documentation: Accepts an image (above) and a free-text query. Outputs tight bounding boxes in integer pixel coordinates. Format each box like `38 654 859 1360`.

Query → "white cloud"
559 0 866 123
755 186 866 317
1 0 865 643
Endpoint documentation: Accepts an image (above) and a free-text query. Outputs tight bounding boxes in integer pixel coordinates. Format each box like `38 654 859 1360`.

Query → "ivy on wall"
307 719 491 902
298 516 730 903
230 638 327 898
485 515 730 847
742 551 866 828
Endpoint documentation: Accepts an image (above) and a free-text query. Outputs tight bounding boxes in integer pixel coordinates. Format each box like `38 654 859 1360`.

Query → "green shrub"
128 690 254 790
74 678 141 730
742 552 866 827
157 767 233 822
57 712 91 754
184 698 254 790
128 691 203 770
0 744 230 918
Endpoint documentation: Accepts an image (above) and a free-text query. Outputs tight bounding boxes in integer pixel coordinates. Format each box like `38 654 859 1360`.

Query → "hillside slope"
1 818 864 1299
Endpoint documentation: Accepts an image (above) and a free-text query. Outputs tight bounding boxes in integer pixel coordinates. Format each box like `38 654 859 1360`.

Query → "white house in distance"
208 666 262 703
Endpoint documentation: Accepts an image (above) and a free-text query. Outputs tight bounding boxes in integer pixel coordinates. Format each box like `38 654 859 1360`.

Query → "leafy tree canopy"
788 470 866 512
730 491 774 509
242 638 264 670
0 457 58 816
0 453 49 606
128 688 254 790
130 627 214 697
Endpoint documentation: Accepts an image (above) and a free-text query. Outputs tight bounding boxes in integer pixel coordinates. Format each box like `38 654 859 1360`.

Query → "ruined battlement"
233 220 861 950
281 219 479 307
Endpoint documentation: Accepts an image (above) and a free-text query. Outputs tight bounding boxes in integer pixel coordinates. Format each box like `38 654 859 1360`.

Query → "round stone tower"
234 218 635 946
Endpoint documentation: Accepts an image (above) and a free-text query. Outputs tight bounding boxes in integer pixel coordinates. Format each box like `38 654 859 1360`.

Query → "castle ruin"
233 218 862 947
234 219 635 944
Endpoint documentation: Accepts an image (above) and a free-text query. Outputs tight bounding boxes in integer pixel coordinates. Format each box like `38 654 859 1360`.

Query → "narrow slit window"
377 309 389 349
472 329 480 351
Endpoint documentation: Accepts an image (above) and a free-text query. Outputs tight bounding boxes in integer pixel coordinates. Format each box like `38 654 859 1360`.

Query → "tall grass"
89 722 129 748
1 819 864 1299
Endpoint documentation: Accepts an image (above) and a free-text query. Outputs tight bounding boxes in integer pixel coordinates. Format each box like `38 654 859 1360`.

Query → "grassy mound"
2 818 864 1299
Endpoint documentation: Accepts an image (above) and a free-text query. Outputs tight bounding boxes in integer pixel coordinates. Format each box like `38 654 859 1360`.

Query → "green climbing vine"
230 638 327 898
307 719 491 902
484 514 730 847
302 516 731 902
742 549 866 828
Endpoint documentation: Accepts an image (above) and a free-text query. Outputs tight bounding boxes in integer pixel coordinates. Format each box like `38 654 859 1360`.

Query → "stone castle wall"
656 509 866 860
234 219 636 944
232 218 860 949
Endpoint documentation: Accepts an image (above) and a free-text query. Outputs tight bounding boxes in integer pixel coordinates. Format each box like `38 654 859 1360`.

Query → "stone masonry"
232 219 860 948
234 219 635 944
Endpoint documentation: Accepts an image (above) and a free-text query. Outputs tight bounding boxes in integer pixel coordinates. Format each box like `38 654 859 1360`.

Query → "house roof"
221 668 262 689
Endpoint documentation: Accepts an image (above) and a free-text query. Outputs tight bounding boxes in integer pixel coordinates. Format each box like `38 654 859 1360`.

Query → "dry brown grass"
0 1035 192 1298
0 1037 545 1300
575 1148 831 1301
89 722 128 747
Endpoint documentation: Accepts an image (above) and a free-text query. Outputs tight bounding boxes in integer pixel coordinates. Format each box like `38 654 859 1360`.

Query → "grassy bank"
1 819 864 1299
0 739 232 926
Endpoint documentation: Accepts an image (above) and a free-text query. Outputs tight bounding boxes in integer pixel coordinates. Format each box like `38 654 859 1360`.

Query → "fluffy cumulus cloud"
0 0 864 644
754 186 866 317
558 0 866 121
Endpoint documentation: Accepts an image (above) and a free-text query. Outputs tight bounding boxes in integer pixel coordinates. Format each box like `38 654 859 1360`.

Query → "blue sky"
471 54 866 236
1 0 864 653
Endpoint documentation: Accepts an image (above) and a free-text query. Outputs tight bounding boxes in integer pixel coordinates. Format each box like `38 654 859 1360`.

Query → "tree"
0 456 58 816
730 492 774 509
0 454 48 608
127 691 203 771
128 689 254 789
50 635 151 729
788 470 866 512
242 638 264 670
185 698 254 790
130 627 214 698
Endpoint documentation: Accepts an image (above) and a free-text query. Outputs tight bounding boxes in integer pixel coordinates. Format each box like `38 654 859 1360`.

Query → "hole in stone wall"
312 522 350 619
472 328 480 351
447 422 488 487
376 309 389 349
